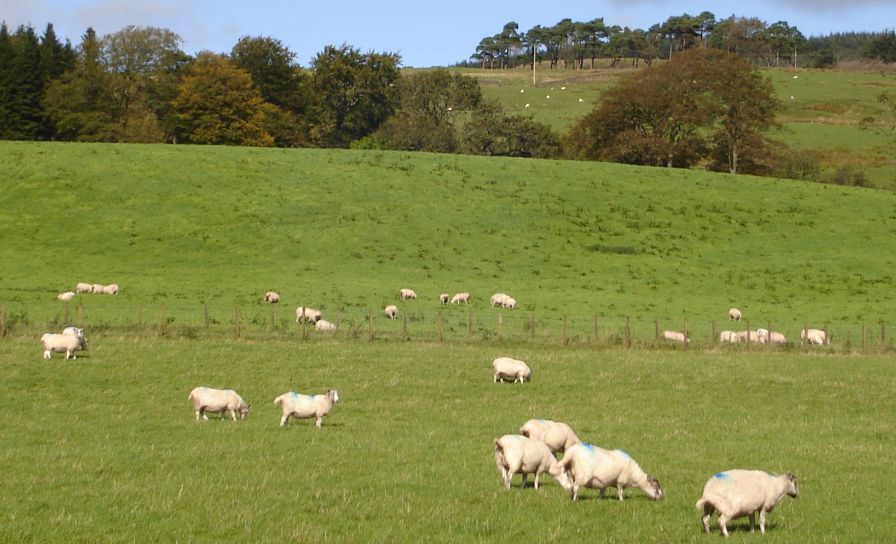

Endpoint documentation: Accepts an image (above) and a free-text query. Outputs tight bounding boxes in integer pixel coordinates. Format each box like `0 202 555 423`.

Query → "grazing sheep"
75 282 93 293
502 297 517 310
450 292 471 304
399 288 417 300
102 283 119 295
494 434 572 491
719 330 738 344
734 330 763 344
492 357 531 383
273 389 340 427
697 470 798 537
490 293 509 307
519 419 581 454
801 328 829 346
315 319 337 331
558 443 664 501
295 306 322 324
57 291 75 302
40 333 82 360
663 330 689 344
91 283 105 294
62 326 88 350
729 308 742 321
756 329 787 345
384 304 398 319
264 291 280 303
439 293 450 305
188 387 250 421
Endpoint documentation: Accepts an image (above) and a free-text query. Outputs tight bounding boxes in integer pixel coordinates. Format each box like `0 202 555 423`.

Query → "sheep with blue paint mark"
697 469 798 537
519 419 581 454
188 387 250 421
494 434 572 491
558 442 664 501
273 389 340 427
492 357 531 383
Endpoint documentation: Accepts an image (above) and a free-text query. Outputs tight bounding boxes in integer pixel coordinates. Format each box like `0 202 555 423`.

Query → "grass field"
1 337 893 542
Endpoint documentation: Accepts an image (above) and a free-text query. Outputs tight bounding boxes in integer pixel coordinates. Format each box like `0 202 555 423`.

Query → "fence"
1 299 893 354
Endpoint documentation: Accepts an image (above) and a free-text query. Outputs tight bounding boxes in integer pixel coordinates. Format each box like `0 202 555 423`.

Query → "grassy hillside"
1 141 894 344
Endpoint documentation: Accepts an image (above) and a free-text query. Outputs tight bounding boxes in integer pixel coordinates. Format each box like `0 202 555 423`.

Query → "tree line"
468 13 896 70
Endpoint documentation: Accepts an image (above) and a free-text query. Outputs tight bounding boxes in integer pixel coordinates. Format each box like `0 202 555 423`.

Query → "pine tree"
5 25 44 139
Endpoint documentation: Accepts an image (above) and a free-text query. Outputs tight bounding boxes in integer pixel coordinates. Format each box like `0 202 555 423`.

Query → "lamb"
273 389 340 427
384 304 398 319
295 306 322 324
558 442 664 501
399 288 417 300
801 328 829 346
502 297 517 310
62 326 88 350
315 319 337 331
490 293 509 307
696 470 798 537
102 283 119 295
729 308 742 321
439 293 450 305
663 330 689 344
719 330 738 344
519 419 581 454
75 282 93 293
57 291 75 302
450 292 471 304
188 387 250 421
493 434 572 491
492 357 531 383
264 291 280 303
40 333 82 360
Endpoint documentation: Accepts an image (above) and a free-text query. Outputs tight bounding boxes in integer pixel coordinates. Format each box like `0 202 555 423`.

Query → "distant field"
1 338 893 542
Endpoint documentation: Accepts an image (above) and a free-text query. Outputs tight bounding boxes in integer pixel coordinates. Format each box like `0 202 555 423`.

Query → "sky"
2 0 895 67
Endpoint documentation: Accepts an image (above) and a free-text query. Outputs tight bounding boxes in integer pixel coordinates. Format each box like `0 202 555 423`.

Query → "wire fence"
1 300 893 354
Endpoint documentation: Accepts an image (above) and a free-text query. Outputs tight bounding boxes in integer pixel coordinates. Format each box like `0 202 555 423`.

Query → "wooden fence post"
882 323 886 346
563 313 569 345
498 313 504 342
654 319 659 343
530 311 536 339
367 310 373 341
746 320 751 351
711 320 717 346
625 317 631 348
77 303 84 328
235 306 241 339
402 309 409 340
138 305 143 327
270 304 276 332
159 305 165 335
64 303 70 324
468 313 473 337
803 322 808 352
684 318 689 350
0 304 5 337
203 304 209 329
862 324 866 353
594 316 599 343
437 311 444 343
824 323 829 347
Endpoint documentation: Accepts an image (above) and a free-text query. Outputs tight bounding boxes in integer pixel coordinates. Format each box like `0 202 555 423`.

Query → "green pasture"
0 337 892 542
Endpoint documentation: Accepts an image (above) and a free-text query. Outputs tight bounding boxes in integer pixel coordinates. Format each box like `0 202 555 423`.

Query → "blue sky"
2 0 894 67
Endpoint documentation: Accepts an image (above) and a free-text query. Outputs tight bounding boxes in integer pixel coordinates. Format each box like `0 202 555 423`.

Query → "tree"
865 31 896 63
2 25 44 139
0 23 14 137
172 52 274 146
461 100 562 158
307 44 400 148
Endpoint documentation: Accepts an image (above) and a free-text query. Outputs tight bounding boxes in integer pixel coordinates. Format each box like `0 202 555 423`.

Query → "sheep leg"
229 409 237 421
533 471 541 490
598 488 606 499
315 416 322 428
759 509 767 534
617 486 625 501
701 506 714 533
280 414 289 427
571 482 579 501
718 514 730 537
749 512 756 532
43 350 51 360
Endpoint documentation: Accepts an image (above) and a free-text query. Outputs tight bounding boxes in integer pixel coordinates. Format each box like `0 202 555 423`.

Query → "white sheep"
756 329 787 345
273 389 340 427
295 306 322 324
40 333 82 360
729 308 742 321
315 319 337 331
502 297 517 310
57 291 75 302
492 357 531 383
264 291 280 303
801 328 829 345
384 304 398 319
75 282 93 293
519 419 581 454
188 387 250 421
450 292 470 304
399 288 417 300
558 442 664 501
490 293 509 307
102 283 119 295
663 330 689 344
697 470 799 537
734 330 763 344
719 330 738 344
439 293 450 305
62 326 88 350
91 283 105 294
494 434 572 491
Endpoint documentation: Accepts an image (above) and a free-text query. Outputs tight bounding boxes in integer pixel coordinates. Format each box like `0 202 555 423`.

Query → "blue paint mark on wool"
713 472 729 479
582 442 594 451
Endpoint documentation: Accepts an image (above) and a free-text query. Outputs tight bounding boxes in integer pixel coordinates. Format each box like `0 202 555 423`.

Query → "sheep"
57 291 75 302
490 293 509 307
188 387 250 421
102 283 119 295
494 434 572 491
75 282 93 293
273 389 340 427
315 319 337 331
558 442 664 502
663 330 689 344
384 304 398 319
729 308 742 321
502 297 517 310
264 291 280 303
295 306 322 324
801 328 829 346
91 283 105 294
450 292 471 304
439 293 450 305
519 419 581 454
719 330 739 344
756 329 787 345
492 357 531 383
40 333 82 360
399 288 417 300
62 326 88 350
696 470 798 537
734 330 762 344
